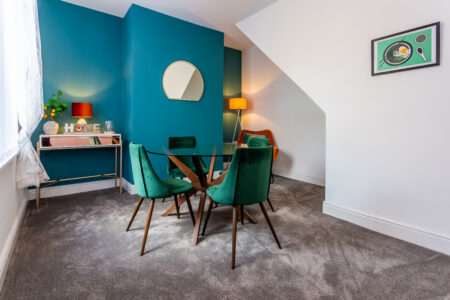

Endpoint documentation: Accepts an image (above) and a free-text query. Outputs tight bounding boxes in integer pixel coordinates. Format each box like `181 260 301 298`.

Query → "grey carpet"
1 176 449 300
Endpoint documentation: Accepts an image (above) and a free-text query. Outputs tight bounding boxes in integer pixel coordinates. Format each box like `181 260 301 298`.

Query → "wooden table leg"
162 190 192 216
237 206 257 224
193 192 207 245
192 157 207 187
207 155 216 184
243 211 257 224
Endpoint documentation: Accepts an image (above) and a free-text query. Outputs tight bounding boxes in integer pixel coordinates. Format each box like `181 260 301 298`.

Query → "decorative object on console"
162 60 204 101
104 120 114 134
43 90 69 134
64 123 74 133
229 97 247 143
72 102 92 126
92 124 101 133
371 22 440 76
75 123 88 133
64 122 101 133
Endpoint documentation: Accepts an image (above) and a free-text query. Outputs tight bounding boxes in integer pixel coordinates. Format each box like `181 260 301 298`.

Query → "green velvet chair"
127 143 195 256
247 137 275 212
202 146 282 269
167 136 209 178
247 136 270 147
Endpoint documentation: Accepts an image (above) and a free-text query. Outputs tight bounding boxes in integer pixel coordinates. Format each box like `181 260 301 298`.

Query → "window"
0 0 19 168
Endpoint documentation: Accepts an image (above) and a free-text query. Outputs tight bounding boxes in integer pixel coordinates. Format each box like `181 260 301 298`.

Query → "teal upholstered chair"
167 136 209 178
127 143 195 256
247 136 275 212
247 136 270 147
202 146 282 269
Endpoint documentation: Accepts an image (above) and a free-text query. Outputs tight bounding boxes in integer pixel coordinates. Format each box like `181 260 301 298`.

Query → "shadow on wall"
276 150 294 174
241 46 325 185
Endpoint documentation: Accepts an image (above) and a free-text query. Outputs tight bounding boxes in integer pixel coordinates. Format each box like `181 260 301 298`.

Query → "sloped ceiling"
62 0 277 50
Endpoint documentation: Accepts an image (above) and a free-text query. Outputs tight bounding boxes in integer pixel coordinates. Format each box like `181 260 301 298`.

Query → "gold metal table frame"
35 133 123 208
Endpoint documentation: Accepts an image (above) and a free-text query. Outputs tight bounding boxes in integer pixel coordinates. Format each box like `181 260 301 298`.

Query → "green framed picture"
371 22 440 76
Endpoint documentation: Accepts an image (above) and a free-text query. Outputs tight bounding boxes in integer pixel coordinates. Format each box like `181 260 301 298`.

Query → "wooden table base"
161 154 256 246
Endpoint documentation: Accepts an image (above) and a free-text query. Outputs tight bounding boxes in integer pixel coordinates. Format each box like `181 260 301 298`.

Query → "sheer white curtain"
3 0 49 187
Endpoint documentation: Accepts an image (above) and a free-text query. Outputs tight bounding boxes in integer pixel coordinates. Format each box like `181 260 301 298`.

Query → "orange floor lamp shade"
229 98 247 142
72 103 92 125
229 97 247 110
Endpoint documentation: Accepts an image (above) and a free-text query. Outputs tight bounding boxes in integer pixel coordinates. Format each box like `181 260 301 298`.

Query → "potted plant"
43 90 69 135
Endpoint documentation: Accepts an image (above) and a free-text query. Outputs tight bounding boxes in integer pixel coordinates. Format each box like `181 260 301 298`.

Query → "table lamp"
71 102 92 126
229 98 247 142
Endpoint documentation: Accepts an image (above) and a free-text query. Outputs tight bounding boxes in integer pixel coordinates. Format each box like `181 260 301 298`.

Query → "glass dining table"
146 142 255 245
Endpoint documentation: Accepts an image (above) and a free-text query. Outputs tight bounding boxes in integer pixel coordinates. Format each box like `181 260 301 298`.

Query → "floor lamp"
229 98 247 143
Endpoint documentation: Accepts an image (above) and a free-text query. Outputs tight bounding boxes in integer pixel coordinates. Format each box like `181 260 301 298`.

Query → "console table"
35 133 123 208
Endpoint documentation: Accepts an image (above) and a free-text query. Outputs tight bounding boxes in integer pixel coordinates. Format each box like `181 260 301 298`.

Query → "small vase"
43 120 59 135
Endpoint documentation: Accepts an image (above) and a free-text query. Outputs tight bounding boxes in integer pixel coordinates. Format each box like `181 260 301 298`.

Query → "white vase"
43 120 59 135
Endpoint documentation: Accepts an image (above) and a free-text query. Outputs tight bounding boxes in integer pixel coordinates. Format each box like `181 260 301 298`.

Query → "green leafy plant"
44 90 69 121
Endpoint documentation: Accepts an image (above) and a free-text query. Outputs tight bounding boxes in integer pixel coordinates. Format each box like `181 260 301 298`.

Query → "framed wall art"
371 22 440 76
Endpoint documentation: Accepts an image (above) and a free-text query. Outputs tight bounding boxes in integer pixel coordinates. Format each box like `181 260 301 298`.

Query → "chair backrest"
130 143 170 198
221 147 273 206
169 136 197 148
237 129 276 146
247 136 270 147
167 136 197 174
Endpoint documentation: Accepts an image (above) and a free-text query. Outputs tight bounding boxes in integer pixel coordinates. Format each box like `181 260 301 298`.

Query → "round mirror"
162 61 204 101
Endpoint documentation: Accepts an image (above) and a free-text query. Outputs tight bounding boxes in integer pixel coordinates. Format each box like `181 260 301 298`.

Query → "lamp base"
76 118 87 125
231 109 242 143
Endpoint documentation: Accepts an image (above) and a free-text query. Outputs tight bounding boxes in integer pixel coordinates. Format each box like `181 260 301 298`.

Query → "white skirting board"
121 178 136 195
272 167 325 186
323 201 450 255
0 192 27 290
27 170 224 200
28 178 135 200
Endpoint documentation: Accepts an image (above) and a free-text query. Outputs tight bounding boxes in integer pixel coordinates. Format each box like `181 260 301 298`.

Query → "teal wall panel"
121 5 224 183
223 47 242 143
35 0 123 183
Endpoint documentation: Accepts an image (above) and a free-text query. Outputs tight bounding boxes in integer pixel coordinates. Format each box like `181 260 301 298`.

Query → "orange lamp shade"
229 98 247 110
71 103 92 118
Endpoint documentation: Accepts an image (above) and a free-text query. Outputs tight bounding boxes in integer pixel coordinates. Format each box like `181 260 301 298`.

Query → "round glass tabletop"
145 142 245 157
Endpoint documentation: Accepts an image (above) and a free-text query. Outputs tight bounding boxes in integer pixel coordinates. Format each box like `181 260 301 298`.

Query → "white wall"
238 0 450 254
0 158 27 288
242 45 325 185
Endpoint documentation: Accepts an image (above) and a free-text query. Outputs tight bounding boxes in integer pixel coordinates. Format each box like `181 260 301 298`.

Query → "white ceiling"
62 0 277 50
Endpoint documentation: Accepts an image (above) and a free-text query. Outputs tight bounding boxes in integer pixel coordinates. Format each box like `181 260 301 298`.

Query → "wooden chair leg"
232 206 238 269
240 205 244 225
201 197 214 236
173 195 180 219
162 198 166 203
141 198 155 256
185 193 195 226
266 197 275 212
259 202 281 249
126 197 144 232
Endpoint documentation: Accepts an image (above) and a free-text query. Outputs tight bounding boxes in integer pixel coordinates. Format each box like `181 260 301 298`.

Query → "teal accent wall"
35 1 225 185
223 47 242 143
122 5 224 183
35 0 123 182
